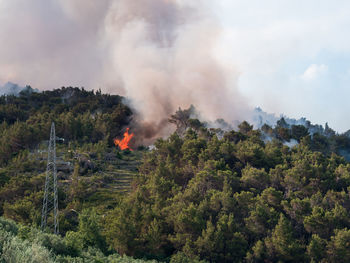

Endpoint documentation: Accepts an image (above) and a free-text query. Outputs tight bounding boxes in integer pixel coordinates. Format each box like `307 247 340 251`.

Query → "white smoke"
0 82 38 96
0 0 248 135
0 82 23 96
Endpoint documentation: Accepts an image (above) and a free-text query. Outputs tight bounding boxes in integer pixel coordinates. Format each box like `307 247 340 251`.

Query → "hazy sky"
216 0 350 132
1 0 350 131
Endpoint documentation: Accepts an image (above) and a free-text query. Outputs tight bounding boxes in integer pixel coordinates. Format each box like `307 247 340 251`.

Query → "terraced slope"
31 143 145 210
81 150 144 210
103 155 141 193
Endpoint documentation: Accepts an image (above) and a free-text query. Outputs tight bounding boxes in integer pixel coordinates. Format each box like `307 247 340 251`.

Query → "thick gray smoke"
0 0 248 138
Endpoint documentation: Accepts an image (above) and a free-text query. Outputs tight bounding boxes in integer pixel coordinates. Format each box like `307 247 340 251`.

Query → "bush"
1 234 54 263
0 217 19 235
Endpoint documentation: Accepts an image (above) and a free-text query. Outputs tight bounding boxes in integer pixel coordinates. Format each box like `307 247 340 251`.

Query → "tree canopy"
2 88 350 262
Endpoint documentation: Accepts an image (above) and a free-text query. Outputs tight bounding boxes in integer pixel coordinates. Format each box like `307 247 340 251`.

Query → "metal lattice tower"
41 122 59 234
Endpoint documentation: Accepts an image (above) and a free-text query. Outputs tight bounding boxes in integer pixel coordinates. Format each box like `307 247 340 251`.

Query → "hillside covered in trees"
2 88 350 262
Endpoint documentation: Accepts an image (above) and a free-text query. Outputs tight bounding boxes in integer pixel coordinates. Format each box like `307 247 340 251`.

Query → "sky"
216 0 350 132
1 0 350 132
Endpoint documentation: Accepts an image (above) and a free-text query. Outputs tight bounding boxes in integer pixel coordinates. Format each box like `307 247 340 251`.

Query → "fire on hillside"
114 128 134 151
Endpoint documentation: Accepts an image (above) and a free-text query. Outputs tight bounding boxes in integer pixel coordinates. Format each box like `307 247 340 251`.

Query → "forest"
2 87 350 262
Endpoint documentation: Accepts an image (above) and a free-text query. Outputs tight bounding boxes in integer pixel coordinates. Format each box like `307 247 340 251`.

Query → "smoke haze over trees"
0 0 248 137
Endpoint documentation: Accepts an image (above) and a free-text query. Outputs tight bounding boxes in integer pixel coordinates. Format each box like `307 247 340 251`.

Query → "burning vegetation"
114 128 134 151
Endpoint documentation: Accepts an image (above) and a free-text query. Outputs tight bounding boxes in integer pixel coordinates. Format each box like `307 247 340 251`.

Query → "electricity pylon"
41 122 59 234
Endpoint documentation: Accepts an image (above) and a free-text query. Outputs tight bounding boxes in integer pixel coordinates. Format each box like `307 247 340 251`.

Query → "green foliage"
102 124 350 262
4 88 350 261
0 217 158 262
76 208 107 252
291 125 309 141
264 213 305 262
238 121 253 134
241 166 270 191
307 234 327 263
170 252 207 263
0 87 132 165
327 228 350 262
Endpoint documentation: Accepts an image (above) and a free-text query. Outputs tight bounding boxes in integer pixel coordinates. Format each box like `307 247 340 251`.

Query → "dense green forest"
2 87 350 262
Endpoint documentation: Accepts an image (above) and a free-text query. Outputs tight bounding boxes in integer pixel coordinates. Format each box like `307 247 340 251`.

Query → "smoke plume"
0 0 248 140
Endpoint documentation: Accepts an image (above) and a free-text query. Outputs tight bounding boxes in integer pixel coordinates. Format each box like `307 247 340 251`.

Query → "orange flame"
114 128 134 151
